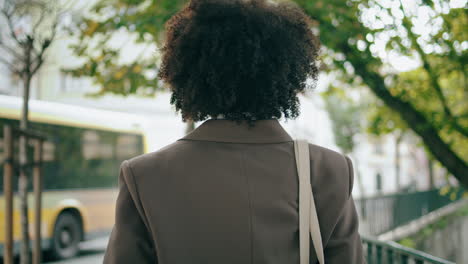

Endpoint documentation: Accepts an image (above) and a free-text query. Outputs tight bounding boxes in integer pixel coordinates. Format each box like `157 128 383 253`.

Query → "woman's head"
158 0 320 122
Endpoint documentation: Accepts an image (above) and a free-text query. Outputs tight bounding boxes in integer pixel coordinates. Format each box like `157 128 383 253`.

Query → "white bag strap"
294 139 325 264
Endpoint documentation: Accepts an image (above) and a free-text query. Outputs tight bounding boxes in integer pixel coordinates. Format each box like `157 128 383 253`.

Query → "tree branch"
0 56 22 74
1 6 23 46
352 55 468 187
398 1 468 138
312 6 468 186
32 2 48 33
31 18 58 75
31 56 43 75
31 40 48 75
0 39 23 60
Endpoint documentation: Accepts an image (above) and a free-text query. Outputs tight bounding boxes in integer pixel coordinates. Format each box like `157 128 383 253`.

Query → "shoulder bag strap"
294 139 325 264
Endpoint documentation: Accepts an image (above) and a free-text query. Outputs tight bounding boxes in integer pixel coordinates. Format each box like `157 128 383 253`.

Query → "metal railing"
362 236 455 264
355 188 464 236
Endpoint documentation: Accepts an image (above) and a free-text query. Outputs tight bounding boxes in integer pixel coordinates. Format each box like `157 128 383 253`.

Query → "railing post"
363 236 456 264
367 242 373 264
33 139 43 264
376 245 382 264
401 254 409 264
3 125 14 264
386 248 394 264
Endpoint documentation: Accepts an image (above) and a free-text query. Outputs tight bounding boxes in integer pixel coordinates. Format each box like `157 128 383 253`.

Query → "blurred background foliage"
66 0 467 187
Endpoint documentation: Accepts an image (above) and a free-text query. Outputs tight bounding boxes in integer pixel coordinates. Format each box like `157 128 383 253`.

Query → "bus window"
117 134 140 160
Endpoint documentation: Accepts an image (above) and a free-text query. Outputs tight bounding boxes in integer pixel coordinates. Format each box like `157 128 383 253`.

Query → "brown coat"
103 119 365 264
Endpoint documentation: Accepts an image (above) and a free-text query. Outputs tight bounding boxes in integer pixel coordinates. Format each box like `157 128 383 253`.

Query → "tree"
366 66 468 189
67 0 187 94
66 0 196 130
70 0 467 186
0 1 64 263
295 0 468 186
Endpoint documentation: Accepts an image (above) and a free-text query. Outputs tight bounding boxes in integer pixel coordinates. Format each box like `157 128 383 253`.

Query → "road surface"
45 237 108 264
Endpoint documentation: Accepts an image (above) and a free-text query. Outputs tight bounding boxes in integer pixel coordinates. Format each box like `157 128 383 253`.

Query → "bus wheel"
49 212 82 260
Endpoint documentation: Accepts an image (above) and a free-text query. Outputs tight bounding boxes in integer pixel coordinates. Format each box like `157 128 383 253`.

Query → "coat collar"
179 119 293 144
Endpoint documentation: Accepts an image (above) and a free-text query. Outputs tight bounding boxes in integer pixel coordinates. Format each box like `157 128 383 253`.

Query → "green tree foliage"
368 67 468 162
69 0 468 186
295 0 468 186
66 0 187 96
367 101 407 136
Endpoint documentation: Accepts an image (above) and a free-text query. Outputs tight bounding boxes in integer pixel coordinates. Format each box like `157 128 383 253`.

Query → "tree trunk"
428 157 435 189
19 73 31 264
395 133 403 192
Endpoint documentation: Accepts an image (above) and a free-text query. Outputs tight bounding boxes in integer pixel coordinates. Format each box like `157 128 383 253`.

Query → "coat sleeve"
103 160 157 264
324 156 365 264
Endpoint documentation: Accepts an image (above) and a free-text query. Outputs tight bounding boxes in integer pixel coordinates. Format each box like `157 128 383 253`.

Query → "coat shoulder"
124 140 191 177
308 143 344 162
308 143 353 198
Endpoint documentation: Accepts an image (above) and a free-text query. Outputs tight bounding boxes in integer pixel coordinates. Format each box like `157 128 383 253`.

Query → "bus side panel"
0 189 117 248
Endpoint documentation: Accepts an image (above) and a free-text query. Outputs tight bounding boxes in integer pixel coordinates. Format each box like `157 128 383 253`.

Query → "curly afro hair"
157 0 320 122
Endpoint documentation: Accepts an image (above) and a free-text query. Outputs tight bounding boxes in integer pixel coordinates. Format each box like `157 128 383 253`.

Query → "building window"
373 141 384 155
60 72 91 93
376 172 382 192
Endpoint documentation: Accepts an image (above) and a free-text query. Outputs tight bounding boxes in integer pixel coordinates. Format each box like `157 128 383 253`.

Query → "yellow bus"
0 95 148 260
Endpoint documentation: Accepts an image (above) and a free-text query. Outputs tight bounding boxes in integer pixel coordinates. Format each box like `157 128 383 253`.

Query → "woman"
104 0 365 263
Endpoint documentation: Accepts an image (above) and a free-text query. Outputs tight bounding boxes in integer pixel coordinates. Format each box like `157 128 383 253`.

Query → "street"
45 237 108 264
